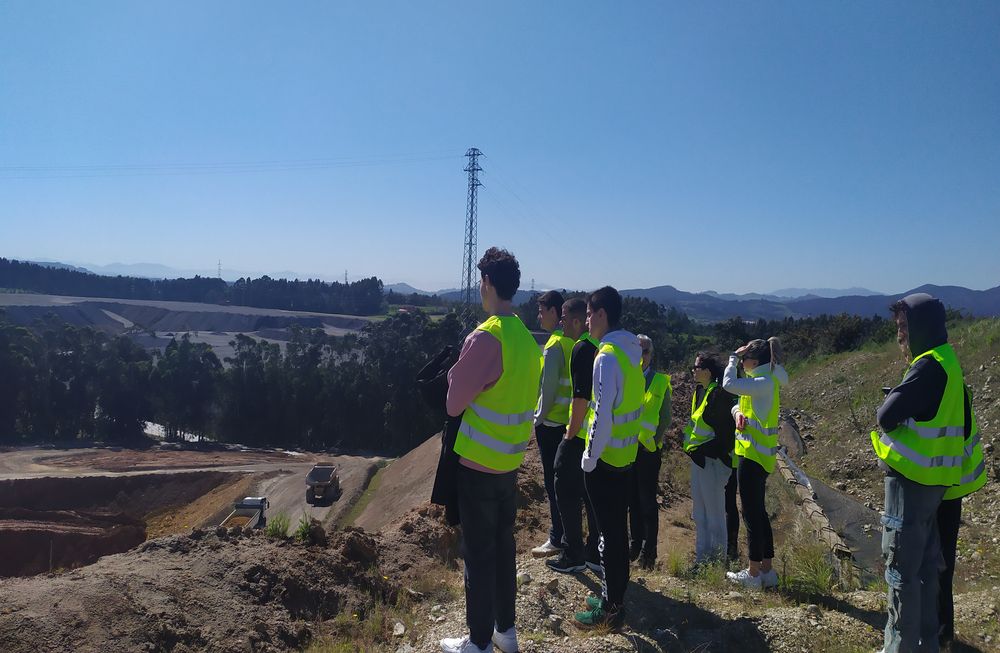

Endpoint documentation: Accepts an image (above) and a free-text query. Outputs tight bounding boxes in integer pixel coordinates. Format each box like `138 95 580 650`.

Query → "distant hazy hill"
622 284 999 321
384 283 435 296
772 287 883 299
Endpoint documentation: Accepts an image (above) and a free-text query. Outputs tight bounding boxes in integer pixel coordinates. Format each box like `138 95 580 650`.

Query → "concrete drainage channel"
0 472 234 577
777 417 884 584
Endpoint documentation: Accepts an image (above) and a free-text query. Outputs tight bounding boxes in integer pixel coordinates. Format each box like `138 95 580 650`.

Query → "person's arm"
722 354 773 398
582 351 621 472
446 331 502 417
876 357 946 432
534 345 564 426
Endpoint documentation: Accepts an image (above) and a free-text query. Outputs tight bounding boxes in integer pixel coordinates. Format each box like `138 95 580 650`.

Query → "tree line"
0 258 385 315
0 309 470 453
0 299 898 452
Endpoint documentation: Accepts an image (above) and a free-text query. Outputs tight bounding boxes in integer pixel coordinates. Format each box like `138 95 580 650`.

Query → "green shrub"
294 513 312 542
265 511 290 538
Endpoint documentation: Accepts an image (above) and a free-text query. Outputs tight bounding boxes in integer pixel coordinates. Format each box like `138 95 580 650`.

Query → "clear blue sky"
2 1 998 294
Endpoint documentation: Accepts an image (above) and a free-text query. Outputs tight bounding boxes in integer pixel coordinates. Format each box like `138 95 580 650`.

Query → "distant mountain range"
619 284 1000 321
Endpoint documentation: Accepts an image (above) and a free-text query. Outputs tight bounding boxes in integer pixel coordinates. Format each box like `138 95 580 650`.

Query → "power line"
0 151 463 180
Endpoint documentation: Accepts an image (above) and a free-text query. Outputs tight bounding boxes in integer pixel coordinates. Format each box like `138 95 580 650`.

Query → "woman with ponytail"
722 337 788 588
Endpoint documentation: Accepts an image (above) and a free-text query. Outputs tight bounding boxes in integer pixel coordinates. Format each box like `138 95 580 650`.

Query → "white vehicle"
220 497 269 529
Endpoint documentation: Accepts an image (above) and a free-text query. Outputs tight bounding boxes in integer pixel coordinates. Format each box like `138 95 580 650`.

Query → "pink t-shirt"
446 327 505 473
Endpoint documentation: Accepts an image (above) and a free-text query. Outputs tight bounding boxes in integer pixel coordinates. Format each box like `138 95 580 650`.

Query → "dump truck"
306 463 340 504
220 496 269 529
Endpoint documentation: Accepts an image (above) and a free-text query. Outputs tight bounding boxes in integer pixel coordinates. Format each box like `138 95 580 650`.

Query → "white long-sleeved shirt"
722 354 788 421
582 329 643 472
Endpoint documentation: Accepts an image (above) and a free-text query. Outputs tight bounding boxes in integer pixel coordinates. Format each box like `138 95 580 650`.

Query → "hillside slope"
781 318 1000 593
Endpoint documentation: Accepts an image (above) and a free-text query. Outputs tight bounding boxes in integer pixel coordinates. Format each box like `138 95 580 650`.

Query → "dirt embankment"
0 472 235 577
0 509 459 653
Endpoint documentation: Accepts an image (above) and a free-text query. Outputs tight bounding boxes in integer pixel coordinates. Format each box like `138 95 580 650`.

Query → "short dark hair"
477 247 520 301
588 286 622 328
537 290 565 312
695 351 724 384
562 297 586 321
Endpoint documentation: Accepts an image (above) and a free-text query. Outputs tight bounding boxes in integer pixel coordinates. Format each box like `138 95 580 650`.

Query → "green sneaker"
574 604 623 631
585 595 602 610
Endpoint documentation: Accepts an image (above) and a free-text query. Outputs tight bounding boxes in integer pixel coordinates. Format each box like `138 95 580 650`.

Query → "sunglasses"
692 364 706 370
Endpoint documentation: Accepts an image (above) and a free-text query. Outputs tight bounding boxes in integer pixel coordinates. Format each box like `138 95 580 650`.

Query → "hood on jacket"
899 293 948 357
748 361 789 387
602 329 643 367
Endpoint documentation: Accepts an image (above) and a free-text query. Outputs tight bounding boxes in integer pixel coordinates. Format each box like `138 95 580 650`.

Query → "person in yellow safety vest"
574 286 643 631
531 289 574 559
627 334 671 569
937 385 984 649
871 294 969 653
547 298 602 576
722 337 788 589
441 247 540 653
683 351 738 565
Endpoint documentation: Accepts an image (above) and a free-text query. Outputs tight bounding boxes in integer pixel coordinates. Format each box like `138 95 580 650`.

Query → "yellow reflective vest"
638 371 671 452
454 315 542 472
584 342 643 467
871 344 966 487
735 371 780 474
683 381 718 454
539 329 575 425
943 386 985 500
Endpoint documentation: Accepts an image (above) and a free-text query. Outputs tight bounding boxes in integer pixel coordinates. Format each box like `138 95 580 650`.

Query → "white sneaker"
440 635 493 653
530 539 563 558
760 568 779 588
726 568 763 589
492 625 518 653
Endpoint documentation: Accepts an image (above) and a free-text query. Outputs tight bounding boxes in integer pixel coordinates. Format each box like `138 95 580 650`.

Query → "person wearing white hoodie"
574 286 644 630
722 337 788 589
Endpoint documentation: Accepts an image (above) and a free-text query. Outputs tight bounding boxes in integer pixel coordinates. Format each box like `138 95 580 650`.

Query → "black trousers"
586 462 632 608
937 497 962 644
725 466 740 559
554 436 599 561
457 464 517 648
535 423 567 546
737 456 774 562
628 446 662 557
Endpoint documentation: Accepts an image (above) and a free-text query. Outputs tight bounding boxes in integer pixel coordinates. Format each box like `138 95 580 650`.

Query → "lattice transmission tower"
460 148 483 305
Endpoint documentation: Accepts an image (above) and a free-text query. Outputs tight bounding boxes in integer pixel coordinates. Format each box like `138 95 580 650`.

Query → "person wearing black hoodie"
873 293 969 653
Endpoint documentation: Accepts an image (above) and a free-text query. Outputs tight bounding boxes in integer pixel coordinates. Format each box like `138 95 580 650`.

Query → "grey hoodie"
582 329 643 472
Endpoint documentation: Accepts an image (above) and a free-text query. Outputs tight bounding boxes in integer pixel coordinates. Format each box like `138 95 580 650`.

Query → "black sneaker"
585 558 604 578
546 553 586 574
628 541 642 562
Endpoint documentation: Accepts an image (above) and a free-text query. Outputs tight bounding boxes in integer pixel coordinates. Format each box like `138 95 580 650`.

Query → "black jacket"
687 383 737 468
419 345 462 525
876 293 971 477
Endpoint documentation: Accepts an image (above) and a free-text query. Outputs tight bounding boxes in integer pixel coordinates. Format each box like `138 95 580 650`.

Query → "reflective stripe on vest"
569 332 600 440
683 381 718 453
870 344 965 487
943 386 986 500
638 372 671 452
539 329 575 425
584 341 643 467
454 315 542 472
734 372 780 474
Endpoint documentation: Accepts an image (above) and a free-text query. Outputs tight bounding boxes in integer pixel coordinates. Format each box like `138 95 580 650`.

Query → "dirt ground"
0 446 381 578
